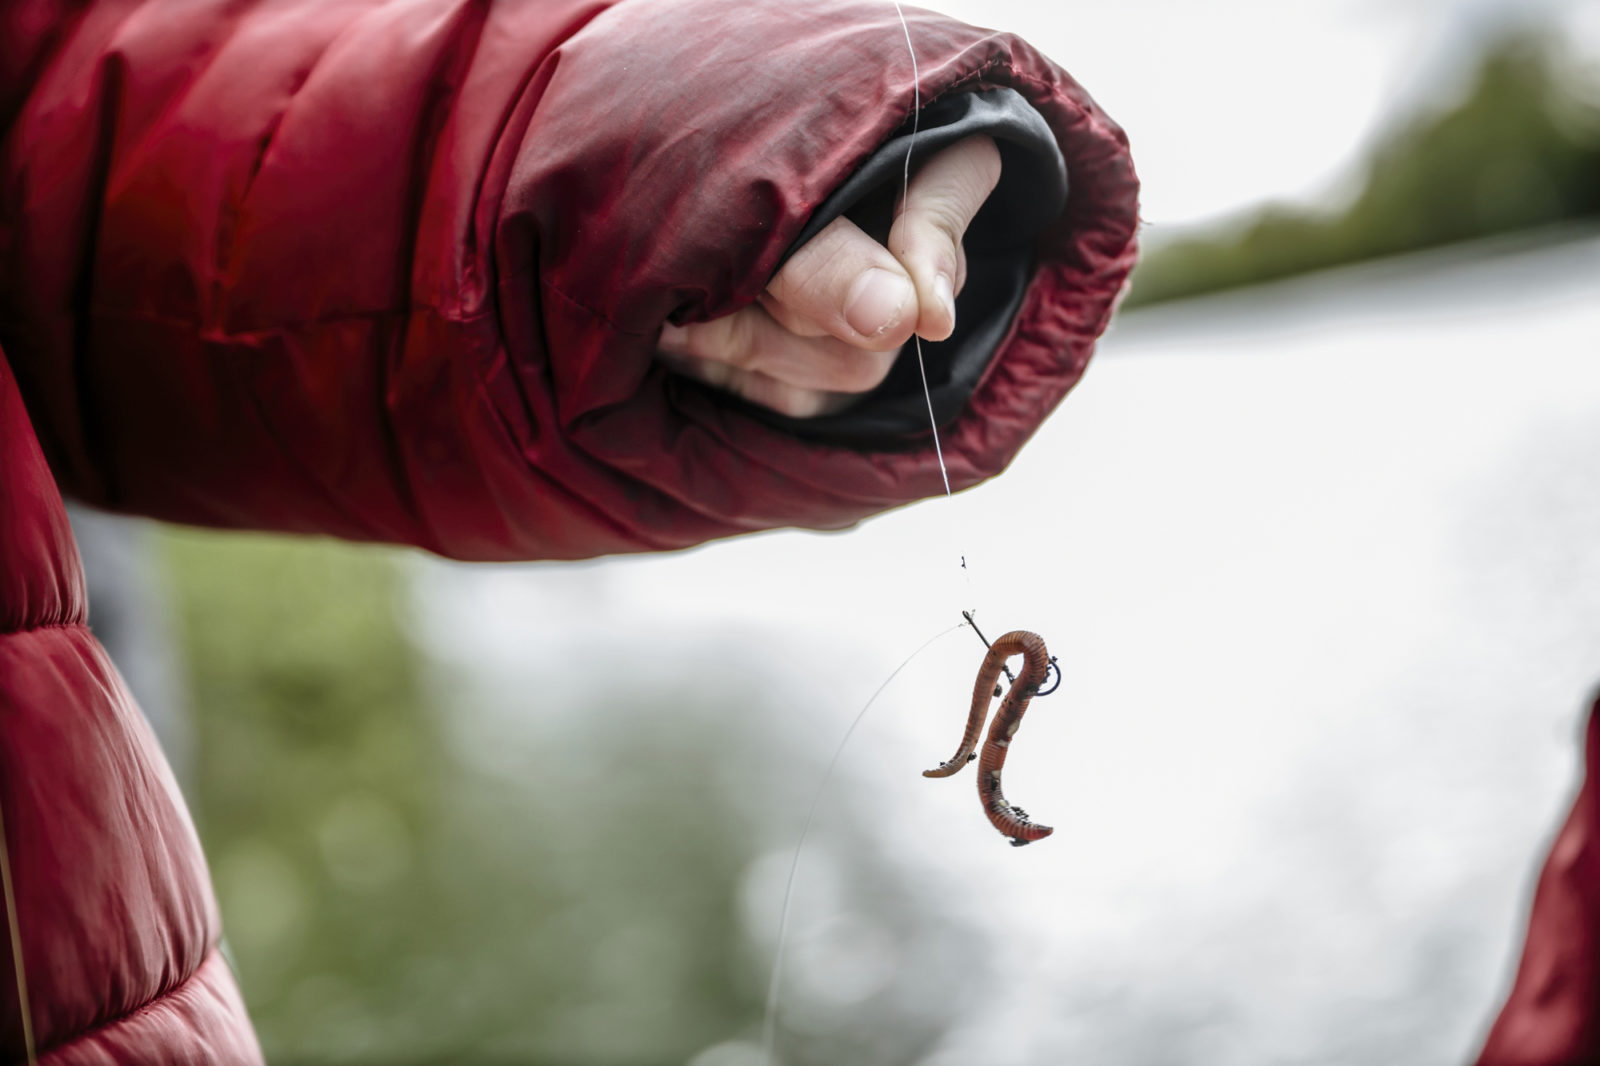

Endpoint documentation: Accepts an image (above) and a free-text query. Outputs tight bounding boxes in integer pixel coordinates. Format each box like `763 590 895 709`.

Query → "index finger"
763 214 920 352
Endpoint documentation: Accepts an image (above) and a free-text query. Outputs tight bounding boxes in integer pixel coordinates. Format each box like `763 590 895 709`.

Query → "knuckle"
706 311 760 370
771 217 862 308
917 136 1001 241
930 199 969 247
846 349 897 392
771 247 830 302
823 344 897 393
905 208 964 279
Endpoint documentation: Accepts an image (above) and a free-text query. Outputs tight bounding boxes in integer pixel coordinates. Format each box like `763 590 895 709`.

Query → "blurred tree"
161 531 449 1061
1126 31 1600 307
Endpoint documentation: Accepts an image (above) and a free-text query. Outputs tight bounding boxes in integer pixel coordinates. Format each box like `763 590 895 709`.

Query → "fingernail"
935 274 956 324
844 269 914 337
658 322 690 353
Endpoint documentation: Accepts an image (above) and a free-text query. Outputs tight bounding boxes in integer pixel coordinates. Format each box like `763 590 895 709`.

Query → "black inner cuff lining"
715 87 1068 446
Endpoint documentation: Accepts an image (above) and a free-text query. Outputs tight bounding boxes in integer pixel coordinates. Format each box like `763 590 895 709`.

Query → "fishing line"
759 620 966 1065
892 0 947 506
889 0 986 619
760 8 1018 1061
761 18 973 1060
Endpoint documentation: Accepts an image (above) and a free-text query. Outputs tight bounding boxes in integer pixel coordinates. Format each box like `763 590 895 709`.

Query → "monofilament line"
759 622 966 1066
891 0 953 503
912 339 950 498
761 11 974 1062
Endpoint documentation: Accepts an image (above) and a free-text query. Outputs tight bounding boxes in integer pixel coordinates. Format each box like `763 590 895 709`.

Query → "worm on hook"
923 630 1054 846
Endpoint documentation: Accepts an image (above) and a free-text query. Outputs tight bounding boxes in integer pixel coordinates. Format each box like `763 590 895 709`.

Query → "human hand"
656 133 1003 418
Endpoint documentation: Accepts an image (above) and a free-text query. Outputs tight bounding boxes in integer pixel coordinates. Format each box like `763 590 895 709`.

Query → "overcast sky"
925 0 1600 229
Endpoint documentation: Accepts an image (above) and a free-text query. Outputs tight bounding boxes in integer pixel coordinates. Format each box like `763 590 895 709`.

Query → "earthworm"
923 630 1054 846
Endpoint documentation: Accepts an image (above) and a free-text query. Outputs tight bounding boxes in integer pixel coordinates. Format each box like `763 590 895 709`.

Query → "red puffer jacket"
1476 698 1600 1065
0 0 1139 1061
2 353 263 1063
8 2 1591 1064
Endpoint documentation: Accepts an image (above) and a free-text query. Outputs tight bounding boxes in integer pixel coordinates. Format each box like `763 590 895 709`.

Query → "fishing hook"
962 610 1061 696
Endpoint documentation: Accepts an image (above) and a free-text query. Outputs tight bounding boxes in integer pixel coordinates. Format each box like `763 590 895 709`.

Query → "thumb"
887 134 1002 342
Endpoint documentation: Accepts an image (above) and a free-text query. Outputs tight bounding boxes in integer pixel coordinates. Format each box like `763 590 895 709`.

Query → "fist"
657 134 1003 418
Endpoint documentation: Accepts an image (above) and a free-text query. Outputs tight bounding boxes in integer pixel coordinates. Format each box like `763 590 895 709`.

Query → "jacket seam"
80 301 494 337
34 945 222 1061
0 619 87 639
539 276 649 337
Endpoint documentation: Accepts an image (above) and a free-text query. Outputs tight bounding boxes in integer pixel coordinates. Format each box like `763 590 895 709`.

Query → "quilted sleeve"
0 0 1139 561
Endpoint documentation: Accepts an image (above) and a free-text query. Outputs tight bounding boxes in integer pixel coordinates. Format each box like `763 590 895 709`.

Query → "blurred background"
73 0 1600 1063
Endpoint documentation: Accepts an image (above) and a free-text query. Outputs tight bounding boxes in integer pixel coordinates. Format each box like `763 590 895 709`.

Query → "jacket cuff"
493 0 1141 555
738 87 1068 444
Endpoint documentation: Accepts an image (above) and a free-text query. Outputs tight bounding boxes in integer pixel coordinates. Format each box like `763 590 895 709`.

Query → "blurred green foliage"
160 531 983 1065
160 532 448 1060
1126 32 1600 307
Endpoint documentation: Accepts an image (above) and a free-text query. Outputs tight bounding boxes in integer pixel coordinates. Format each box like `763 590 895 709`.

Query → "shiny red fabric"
1476 697 1600 1065
1 0 1139 1060
1 350 263 1064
